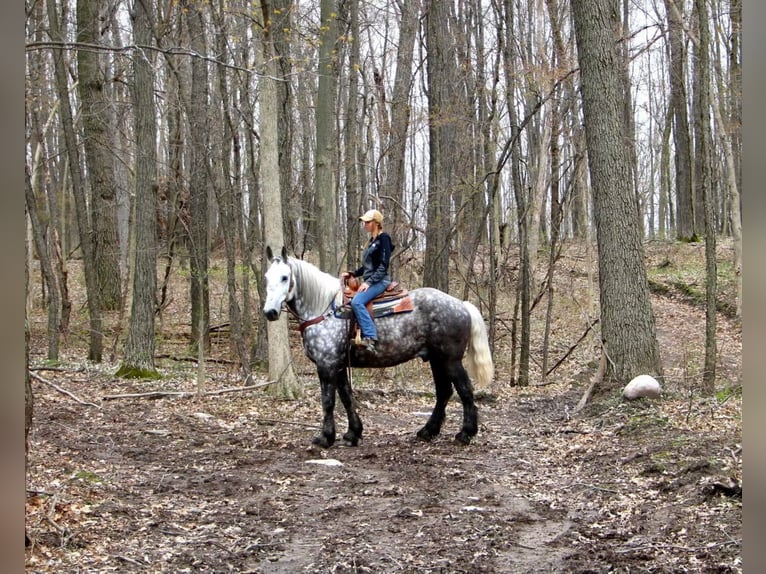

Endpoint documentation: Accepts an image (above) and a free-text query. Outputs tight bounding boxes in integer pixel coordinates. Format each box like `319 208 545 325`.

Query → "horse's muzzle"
263 308 280 321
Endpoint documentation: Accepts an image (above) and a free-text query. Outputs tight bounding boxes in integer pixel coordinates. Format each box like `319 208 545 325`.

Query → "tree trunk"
693 0 716 395
213 1 251 380
502 0 530 385
77 0 122 310
185 0 211 354
26 158 61 360
46 0 103 361
116 0 159 379
315 0 339 273
381 0 419 277
659 104 673 239
272 0 298 252
26 228 33 526
259 1 299 397
342 0 362 269
571 0 663 384
665 0 695 241
423 0 458 292
728 0 742 207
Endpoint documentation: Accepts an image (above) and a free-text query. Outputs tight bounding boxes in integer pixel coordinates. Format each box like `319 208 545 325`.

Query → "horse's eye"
281 274 289 283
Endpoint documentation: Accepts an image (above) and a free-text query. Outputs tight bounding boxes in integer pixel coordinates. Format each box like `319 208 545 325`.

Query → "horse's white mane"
287 257 343 316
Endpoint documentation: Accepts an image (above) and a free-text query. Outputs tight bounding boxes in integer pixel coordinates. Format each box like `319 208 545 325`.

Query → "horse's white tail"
462 301 494 390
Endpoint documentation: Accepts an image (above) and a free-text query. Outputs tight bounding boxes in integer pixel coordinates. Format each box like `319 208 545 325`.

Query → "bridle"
277 258 337 334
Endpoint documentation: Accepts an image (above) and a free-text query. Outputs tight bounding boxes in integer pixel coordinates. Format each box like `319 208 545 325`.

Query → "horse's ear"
281 245 288 260
266 245 274 261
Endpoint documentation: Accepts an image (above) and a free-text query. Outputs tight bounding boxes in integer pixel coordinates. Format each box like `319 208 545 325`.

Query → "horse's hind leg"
449 360 478 444
336 368 363 446
417 358 453 441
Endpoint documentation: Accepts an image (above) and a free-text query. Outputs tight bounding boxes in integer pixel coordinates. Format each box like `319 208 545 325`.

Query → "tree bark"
693 0 717 395
381 0 419 276
315 0 340 273
342 0 362 269
272 0 298 252
259 0 299 397
46 0 103 361
571 0 663 384
77 0 122 310
26 159 61 360
423 0 457 292
117 0 159 379
213 0 251 379
502 0 530 385
185 0 211 353
665 0 695 241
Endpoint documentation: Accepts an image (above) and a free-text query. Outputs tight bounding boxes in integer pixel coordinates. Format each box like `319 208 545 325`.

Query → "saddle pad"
334 294 414 320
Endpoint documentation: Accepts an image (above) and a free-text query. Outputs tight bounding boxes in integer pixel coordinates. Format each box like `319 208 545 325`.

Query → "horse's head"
263 246 294 321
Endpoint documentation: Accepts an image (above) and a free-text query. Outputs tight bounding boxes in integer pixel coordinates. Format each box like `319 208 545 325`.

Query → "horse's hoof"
341 432 360 447
416 428 436 441
454 431 472 445
312 435 334 448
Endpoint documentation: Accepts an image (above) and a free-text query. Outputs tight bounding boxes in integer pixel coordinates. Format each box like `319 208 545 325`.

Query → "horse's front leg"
312 370 337 448
335 367 363 446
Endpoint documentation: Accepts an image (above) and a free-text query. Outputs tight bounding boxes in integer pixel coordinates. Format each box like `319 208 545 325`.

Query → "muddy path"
26 368 740 573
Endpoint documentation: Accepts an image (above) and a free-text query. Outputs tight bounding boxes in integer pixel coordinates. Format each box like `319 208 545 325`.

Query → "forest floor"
25 240 742 573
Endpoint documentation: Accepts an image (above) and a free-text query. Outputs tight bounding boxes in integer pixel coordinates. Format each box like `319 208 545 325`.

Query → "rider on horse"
341 209 394 353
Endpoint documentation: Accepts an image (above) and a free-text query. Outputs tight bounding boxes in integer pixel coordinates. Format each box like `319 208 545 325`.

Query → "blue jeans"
350 279 390 339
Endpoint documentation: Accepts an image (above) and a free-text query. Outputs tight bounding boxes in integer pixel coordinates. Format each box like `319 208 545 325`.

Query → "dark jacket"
353 232 394 285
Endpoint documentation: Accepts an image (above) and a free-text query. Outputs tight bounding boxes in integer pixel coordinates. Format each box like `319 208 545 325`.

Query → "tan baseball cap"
359 209 383 223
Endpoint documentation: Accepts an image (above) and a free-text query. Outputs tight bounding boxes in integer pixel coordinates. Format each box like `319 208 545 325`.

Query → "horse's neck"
290 259 341 319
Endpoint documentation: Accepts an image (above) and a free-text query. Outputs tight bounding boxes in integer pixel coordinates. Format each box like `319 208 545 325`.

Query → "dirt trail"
26 373 741 573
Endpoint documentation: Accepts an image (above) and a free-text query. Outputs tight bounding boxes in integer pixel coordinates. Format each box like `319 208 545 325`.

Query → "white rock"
623 374 662 400
305 458 344 467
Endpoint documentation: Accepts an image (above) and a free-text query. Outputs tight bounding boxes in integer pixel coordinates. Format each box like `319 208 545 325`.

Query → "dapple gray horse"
263 246 494 447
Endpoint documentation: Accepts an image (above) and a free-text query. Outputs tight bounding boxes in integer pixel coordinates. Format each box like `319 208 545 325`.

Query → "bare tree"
665 0 695 241
692 0 716 395
380 0 420 276
501 0 530 386
272 0 299 253
259 0 299 397
315 0 340 273
341 0 362 269
211 0 251 379
116 0 159 379
46 0 103 361
571 0 663 384
185 0 211 354
77 0 122 310
26 161 61 360
423 0 458 292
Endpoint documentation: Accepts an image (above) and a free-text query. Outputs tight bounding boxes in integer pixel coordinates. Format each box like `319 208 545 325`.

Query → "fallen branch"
112 555 147 567
254 417 318 429
30 372 101 408
102 390 194 401
203 381 276 395
102 380 276 401
30 366 87 373
546 319 599 376
573 345 606 414
154 353 240 365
